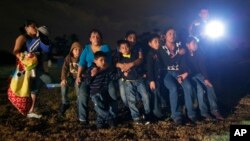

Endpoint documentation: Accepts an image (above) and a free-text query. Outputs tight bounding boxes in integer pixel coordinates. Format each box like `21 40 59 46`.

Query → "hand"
204 79 213 87
76 77 81 85
177 76 183 84
122 63 134 72
124 71 128 77
178 48 186 55
149 81 156 90
91 67 98 77
60 79 67 86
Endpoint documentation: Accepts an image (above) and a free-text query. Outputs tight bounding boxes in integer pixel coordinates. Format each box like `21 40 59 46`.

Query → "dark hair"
88 29 103 39
163 26 175 35
117 39 130 48
19 19 37 34
148 34 160 43
125 30 137 38
186 36 198 44
94 51 106 59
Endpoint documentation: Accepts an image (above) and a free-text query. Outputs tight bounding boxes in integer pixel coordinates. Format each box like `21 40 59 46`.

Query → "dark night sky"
0 0 249 51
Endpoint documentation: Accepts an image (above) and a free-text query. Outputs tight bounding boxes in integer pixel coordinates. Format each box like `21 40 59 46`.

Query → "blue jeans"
78 82 89 122
164 71 196 120
108 81 118 119
150 82 164 118
192 74 219 116
125 79 150 120
61 80 79 105
91 93 112 127
118 78 128 107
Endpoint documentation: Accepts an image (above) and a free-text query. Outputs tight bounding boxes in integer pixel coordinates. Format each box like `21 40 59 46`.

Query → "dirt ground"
1 61 250 141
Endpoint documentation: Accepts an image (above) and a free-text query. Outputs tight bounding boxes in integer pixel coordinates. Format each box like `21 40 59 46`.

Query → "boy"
117 40 150 125
59 42 82 116
86 51 118 129
146 34 166 119
185 36 224 121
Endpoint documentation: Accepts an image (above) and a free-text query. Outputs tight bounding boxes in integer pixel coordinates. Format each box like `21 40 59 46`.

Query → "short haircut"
20 19 37 34
94 51 106 59
163 26 175 34
117 39 130 48
88 29 103 39
186 36 198 44
125 30 137 38
148 33 160 43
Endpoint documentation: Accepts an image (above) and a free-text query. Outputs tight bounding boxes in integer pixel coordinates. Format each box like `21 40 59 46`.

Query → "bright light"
205 20 225 39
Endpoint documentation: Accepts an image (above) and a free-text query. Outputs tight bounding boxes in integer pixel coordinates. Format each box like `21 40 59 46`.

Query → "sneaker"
202 114 214 121
107 120 115 128
212 111 224 121
59 104 70 115
27 112 42 119
173 118 183 126
189 117 198 123
134 119 144 125
80 120 89 128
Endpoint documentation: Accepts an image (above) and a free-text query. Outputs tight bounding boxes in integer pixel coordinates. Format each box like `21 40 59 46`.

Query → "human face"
90 32 101 46
165 29 176 44
119 43 130 55
72 47 81 58
126 34 136 46
199 9 209 20
148 38 160 50
25 23 37 36
187 40 198 52
94 56 106 69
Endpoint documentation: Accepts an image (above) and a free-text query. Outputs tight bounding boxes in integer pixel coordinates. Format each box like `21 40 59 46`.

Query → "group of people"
12 8 225 129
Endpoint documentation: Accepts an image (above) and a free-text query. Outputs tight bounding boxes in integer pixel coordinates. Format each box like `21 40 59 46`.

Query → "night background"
1 0 250 140
0 0 249 51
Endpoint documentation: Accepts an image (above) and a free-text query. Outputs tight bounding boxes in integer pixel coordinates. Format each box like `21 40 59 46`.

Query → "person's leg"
118 78 128 107
125 81 140 121
193 76 209 117
151 83 164 119
136 80 150 117
27 75 42 118
181 79 197 120
108 81 118 119
78 82 89 122
59 85 70 115
29 93 36 113
91 93 112 128
163 73 182 122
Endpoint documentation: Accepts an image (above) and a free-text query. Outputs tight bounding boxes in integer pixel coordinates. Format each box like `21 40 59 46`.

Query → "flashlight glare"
205 21 225 39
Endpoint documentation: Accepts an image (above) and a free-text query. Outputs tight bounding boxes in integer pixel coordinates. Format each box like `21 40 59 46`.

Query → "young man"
189 8 210 40
185 36 224 121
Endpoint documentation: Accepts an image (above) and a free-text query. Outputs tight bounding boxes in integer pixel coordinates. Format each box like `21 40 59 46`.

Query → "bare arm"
13 35 26 57
76 66 84 85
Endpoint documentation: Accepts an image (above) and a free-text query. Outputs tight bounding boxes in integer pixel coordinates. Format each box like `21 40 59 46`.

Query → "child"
185 36 224 121
146 34 166 119
117 40 150 125
86 51 118 129
116 31 143 107
59 42 82 116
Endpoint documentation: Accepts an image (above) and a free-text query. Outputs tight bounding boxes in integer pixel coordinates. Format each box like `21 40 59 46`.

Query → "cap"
38 26 49 36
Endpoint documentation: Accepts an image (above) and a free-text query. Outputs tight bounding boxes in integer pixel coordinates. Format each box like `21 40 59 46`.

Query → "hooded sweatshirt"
61 42 82 80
